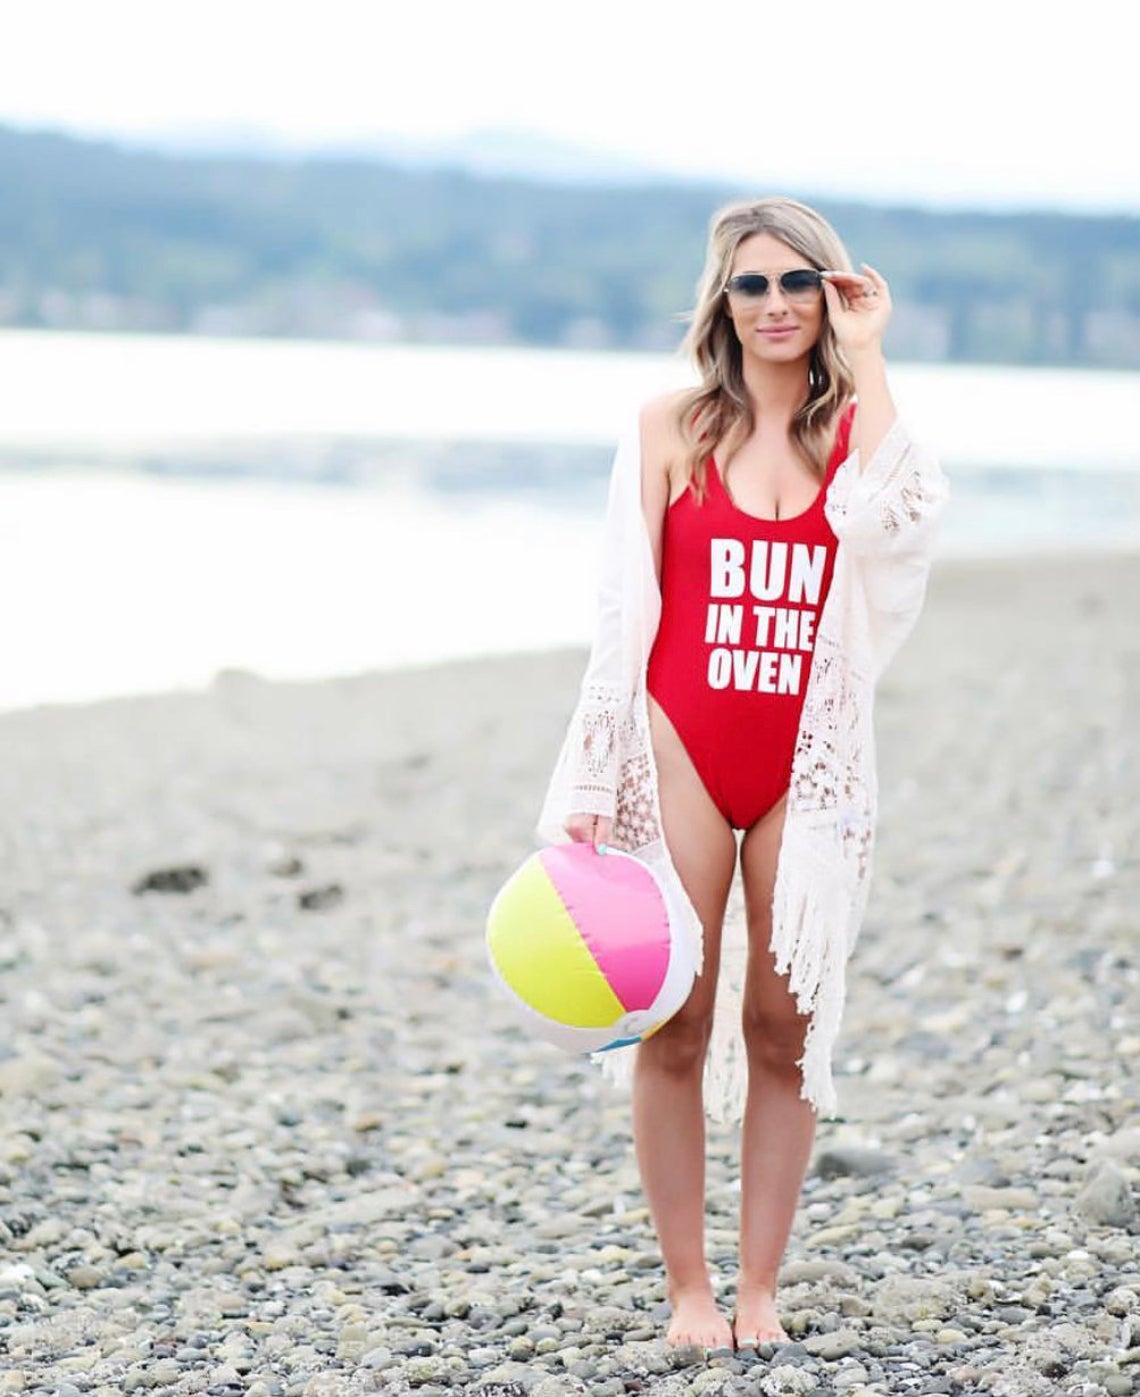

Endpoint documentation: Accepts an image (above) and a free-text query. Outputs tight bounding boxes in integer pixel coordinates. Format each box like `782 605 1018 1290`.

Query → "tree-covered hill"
2 122 1138 367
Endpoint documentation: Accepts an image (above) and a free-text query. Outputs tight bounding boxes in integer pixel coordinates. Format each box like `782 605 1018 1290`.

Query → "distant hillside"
106 122 673 184
1 121 1138 367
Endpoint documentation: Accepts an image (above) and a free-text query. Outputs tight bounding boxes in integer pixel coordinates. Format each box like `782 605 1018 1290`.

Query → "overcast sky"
3 0 1136 214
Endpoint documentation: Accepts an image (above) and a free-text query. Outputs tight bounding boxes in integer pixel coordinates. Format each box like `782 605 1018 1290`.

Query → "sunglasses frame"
723 268 825 300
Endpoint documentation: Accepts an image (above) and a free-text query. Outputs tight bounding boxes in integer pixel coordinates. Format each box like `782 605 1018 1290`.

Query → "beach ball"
485 842 696 1053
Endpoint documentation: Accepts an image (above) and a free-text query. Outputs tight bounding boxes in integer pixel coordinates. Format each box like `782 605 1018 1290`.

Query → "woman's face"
722 232 825 363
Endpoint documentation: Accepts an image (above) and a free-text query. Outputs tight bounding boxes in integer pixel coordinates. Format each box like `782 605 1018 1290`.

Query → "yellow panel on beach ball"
489 856 626 1028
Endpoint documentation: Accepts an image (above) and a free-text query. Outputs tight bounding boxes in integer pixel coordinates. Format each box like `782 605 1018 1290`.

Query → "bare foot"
665 1283 734 1349
733 1284 790 1347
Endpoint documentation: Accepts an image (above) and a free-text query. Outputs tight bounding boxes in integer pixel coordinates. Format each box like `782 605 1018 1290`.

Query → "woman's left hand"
821 262 892 355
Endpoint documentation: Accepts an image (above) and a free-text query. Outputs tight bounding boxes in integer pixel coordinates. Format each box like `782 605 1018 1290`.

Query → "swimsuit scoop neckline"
669 402 855 521
707 453 825 525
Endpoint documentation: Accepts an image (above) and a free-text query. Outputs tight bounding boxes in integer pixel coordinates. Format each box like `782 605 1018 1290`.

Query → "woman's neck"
739 354 810 424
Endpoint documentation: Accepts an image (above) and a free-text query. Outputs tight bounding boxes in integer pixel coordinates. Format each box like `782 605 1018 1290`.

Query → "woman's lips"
759 326 797 338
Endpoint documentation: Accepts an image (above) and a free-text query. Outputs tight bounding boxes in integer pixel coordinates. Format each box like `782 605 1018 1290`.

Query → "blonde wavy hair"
669 196 856 504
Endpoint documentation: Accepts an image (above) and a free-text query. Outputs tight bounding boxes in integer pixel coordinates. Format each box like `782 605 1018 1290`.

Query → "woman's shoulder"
638 387 690 442
635 390 690 501
638 388 694 471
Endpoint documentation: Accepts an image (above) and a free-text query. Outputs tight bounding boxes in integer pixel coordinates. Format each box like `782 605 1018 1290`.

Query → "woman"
536 196 949 1353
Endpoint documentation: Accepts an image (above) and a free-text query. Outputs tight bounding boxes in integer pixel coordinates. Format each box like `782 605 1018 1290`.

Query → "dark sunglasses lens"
781 270 822 296
728 274 769 297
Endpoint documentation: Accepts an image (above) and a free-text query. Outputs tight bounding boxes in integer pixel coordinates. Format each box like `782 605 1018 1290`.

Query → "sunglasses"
724 269 824 300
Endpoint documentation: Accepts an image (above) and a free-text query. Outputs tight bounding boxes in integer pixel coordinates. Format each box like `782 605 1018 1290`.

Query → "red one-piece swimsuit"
646 403 856 831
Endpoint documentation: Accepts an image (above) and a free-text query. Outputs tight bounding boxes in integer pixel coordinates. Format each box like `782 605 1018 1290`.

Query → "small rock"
298 883 345 911
404 1356 450 1387
132 864 208 894
478 1360 545 1390
269 855 305 878
670 1343 706 1369
753 1365 818 1393
1073 1162 1136 1228
814 1148 895 1181
802 1328 864 1360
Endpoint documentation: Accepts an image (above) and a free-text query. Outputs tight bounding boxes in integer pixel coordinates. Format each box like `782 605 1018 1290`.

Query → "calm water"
1 328 1138 712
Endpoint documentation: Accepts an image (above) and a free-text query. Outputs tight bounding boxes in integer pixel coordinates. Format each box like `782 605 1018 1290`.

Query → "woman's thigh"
646 693 736 1021
738 794 811 1061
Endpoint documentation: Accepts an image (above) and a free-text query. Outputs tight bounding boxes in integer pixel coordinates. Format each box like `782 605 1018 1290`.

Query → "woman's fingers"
822 271 874 308
563 812 614 853
863 264 892 307
823 262 891 351
821 278 843 313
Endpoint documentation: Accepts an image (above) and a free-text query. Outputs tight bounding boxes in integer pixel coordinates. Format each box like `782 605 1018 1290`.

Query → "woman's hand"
821 262 892 356
823 262 898 469
564 813 613 853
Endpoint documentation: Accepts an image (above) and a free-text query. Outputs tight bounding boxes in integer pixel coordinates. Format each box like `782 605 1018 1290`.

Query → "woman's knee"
741 1002 810 1077
640 1008 713 1076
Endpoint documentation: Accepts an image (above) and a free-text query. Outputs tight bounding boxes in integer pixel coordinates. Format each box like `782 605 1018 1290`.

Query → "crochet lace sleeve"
825 416 950 562
559 679 628 820
536 417 637 841
825 417 951 675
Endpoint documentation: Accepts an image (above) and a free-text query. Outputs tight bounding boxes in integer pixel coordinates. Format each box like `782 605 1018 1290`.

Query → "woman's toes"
733 1289 788 1347
665 1291 732 1349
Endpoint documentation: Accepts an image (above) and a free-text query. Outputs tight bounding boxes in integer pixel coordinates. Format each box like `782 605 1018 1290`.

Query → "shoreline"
1 545 1137 721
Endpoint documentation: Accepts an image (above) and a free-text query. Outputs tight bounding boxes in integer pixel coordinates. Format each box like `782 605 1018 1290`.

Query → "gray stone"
813 1148 896 1181
801 1328 865 1361
1073 1162 1137 1228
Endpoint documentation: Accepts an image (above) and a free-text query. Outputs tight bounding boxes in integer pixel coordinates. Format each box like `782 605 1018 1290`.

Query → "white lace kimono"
536 403 950 1124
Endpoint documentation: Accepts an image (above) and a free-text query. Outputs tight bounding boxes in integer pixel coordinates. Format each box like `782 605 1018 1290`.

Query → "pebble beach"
0 548 1137 1397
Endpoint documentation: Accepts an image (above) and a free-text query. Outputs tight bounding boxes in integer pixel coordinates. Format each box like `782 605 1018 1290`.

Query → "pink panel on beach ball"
538 844 670 1012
